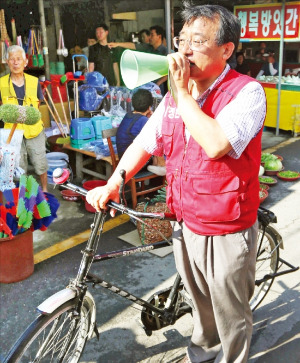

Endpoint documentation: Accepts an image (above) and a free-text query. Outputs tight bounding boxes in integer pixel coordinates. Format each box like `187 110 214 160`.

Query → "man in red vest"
87 3 266 362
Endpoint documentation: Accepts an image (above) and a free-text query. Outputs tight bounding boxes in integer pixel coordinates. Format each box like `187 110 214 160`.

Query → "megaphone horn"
120 49 169 90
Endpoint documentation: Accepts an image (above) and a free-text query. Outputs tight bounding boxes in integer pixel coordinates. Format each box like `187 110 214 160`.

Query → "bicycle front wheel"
250 225 279 311
4 296 94 363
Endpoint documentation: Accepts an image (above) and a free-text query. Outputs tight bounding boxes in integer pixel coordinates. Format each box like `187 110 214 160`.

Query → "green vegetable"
278 170 299 178
264 158 282 171
259 176 276 183
261 153 278 163
259 184 269 190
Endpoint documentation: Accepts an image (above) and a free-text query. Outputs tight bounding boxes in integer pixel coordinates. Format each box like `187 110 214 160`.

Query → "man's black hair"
95 24 109 32
132 89 153 113
180 1 241 64
150 25 165 39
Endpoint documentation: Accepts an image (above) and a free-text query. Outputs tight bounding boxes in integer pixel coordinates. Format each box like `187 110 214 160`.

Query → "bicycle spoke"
256 239 278 273
251 226 279 311
35 315 64 361
10 302 93 363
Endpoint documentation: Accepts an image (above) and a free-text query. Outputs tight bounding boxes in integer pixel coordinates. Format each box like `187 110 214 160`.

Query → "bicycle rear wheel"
250 225 279 311
4 297 94 363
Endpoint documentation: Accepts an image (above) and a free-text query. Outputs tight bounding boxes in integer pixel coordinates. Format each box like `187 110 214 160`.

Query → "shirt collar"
197 63 231 106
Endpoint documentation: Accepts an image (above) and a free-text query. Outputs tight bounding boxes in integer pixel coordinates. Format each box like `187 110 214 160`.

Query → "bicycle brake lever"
119 169 127 206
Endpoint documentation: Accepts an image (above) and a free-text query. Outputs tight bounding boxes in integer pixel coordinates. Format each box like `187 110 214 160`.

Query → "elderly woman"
0 45 48 192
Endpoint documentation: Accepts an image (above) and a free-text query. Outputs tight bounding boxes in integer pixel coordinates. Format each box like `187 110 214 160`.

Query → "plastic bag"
0 129 24 191
134 82 162 96
79 85 103 111
108 88 126 117
90 139 117 160
85 71 108 91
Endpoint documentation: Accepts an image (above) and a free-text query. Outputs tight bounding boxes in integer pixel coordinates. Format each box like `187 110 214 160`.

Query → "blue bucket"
46 152 69 184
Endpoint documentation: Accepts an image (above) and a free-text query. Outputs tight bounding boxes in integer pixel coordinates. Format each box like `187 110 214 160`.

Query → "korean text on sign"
234 2 300 41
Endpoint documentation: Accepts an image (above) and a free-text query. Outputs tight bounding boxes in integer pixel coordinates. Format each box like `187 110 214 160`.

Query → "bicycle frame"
56 179 299 299
76 210 180 317
38 178 187 331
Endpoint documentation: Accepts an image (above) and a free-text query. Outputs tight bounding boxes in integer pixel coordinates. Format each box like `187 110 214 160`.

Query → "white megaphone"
120 49 169 89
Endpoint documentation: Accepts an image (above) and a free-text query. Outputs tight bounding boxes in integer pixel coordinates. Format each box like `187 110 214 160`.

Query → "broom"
50 79 70 144
41 81 69 143
0 104 41 144
17 175 51 230
31 190 59 231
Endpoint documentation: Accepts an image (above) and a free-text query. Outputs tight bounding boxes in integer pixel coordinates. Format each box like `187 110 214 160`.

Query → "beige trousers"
20 130 48 175
172 220 258 363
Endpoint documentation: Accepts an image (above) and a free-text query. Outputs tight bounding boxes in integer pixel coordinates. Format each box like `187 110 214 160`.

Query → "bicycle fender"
84 290 97 339
268 224 284 249
37 288 77 315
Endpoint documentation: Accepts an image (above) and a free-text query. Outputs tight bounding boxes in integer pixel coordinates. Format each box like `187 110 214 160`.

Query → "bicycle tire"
250 225 279 311
4 297 93 363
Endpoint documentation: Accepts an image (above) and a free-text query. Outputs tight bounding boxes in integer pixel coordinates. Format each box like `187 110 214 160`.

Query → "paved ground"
0 129 299 362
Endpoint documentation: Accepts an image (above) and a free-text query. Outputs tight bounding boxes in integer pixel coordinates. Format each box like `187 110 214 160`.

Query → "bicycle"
4 168 298 363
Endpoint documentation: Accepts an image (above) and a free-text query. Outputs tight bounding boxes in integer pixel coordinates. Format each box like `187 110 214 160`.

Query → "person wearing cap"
256 51 279 79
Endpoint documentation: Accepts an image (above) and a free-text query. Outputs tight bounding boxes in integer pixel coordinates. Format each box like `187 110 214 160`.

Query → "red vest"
162 70 263 235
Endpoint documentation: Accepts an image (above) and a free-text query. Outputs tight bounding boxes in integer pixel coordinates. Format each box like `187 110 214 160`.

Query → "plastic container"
56 61 65 75
50 74 67 102
47 134 65 152
61 189 81 202
82 179 107 212
46 152 69 184
70 138 94 149
71 118 95 140
50 61 56 74
0 230 34 283
91 116 112 139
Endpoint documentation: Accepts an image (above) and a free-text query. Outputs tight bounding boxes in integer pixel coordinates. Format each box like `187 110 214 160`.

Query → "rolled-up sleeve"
216 81 266 159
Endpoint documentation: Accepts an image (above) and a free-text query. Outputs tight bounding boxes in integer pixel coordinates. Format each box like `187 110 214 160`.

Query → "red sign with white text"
234 2 300 41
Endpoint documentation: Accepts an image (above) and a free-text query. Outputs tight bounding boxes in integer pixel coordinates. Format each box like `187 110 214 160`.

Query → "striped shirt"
134 64 266 159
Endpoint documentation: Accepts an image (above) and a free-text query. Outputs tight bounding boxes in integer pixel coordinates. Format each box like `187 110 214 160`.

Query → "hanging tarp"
234 1 300 42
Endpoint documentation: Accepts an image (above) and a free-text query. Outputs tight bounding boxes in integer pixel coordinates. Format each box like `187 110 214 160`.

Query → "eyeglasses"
173 36 209 51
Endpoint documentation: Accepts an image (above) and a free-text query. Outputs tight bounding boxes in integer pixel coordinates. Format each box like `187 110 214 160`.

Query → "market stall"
259 79 300 135
61 74 163 180
234 1 300 135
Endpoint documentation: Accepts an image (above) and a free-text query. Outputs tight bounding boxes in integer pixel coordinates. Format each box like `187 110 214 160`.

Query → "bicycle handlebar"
53 168 177 221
